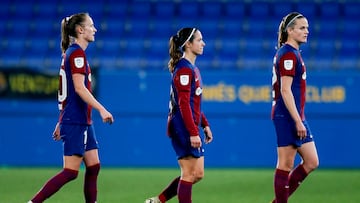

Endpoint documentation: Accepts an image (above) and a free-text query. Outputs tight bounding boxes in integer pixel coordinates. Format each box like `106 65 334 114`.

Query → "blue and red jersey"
271 44 306 120
168 58 209 137
58 43 92 125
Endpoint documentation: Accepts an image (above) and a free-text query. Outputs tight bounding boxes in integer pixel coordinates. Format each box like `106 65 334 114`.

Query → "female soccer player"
145 28 213 203
28 13 114 203
271 12 319 203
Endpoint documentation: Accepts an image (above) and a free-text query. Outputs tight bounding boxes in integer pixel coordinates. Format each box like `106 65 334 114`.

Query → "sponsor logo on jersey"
195 87 202 96
302 72 307 80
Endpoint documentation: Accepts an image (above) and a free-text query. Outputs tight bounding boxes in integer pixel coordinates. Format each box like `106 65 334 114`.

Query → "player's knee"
193 170 204 183
305 159 319 172
86 163 100 176
63 168 79 181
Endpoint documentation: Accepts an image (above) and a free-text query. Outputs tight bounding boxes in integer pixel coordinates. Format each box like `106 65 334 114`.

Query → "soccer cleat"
144 196 161 203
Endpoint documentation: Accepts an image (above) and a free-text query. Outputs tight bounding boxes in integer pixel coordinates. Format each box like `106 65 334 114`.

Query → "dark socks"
84 163 100 203
177 179 192 203
31 168 78 203
274 169 290 203
158 176 180 202
288 164 308 196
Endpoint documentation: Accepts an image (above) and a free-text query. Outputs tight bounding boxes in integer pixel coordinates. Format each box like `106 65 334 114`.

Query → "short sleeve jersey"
168 58 209 136
271 44 306 120
58 43 92 125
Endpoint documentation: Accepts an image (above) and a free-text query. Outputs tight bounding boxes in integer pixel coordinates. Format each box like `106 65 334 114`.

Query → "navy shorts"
60 123 99 156
273 119 314 147
169 121 205 159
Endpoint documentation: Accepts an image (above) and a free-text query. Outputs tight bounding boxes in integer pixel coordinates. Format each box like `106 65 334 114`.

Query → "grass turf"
0 167 359 203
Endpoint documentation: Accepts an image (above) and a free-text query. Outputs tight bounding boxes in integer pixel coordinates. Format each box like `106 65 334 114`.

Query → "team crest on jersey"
284 60 293 70
180 75 189 86
74 57 84 68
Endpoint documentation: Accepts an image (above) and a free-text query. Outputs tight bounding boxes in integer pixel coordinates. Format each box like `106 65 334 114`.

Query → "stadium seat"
154 1 175 18
224 2 245 18
295 2 318 18
343 2 360 18
201 1 223 19
319 2 341 19
129 1 151 19
178 2 200 19
248 2 271 19
272 3 294 18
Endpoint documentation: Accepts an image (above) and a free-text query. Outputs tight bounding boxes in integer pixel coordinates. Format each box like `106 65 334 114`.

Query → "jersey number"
58 69 67 110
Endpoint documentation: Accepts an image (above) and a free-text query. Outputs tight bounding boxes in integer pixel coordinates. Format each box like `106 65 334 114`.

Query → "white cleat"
144 196 161 203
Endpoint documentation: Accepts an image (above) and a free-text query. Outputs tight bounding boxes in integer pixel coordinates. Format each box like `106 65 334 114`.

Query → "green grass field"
1 167 359 203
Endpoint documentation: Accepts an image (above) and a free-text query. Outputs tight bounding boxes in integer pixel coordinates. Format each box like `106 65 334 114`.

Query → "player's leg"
177 156 204 203
83 149 100 203
288 141 319 196
273 146 297 203
83 125 101 203
147 176 180 203
29 155 82 203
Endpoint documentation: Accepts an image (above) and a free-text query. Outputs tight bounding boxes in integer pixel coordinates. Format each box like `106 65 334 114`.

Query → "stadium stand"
0 0 359 71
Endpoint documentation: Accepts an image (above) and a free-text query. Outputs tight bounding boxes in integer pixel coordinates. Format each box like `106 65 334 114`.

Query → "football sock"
31 168 78 203
159 176 180 202
177 179 192 203
288 164 308 197
84 163 100 203
274 168 290 203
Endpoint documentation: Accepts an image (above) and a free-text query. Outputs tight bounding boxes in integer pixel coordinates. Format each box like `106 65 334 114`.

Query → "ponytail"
60 13 89 53
167 28 197 73
277 12 304 49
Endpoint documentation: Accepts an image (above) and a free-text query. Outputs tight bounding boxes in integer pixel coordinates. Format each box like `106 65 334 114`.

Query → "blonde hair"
60 13 89 53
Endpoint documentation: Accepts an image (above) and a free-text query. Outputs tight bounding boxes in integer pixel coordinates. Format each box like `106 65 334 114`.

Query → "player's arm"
73 73 113 124
280 76 306 138
200 112 213 143
175 67 199 137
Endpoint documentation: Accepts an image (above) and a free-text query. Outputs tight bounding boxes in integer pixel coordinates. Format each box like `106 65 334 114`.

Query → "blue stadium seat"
154 1 175 18
224 2 245 18
295 2 318 18
319 2 341 19
32 2 58 20
313 40 337 58
101 19 126 38
248 2 271 19
218 38 241 59
198 19 221 39
340 20 360 39
123 20 150 38
272 3 294 18
105 3 129 19
178 2 200 19
201 2 223 19
221 19 244 38
343 2 360 18
150 20 174 38
129 2 151 19
6 19 30 38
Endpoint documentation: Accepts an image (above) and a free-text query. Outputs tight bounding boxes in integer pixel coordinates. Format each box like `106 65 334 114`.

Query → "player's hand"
100 109 114 124
204 126 213 144
52 122 61 141
295 120 307 139
190 136 202 148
